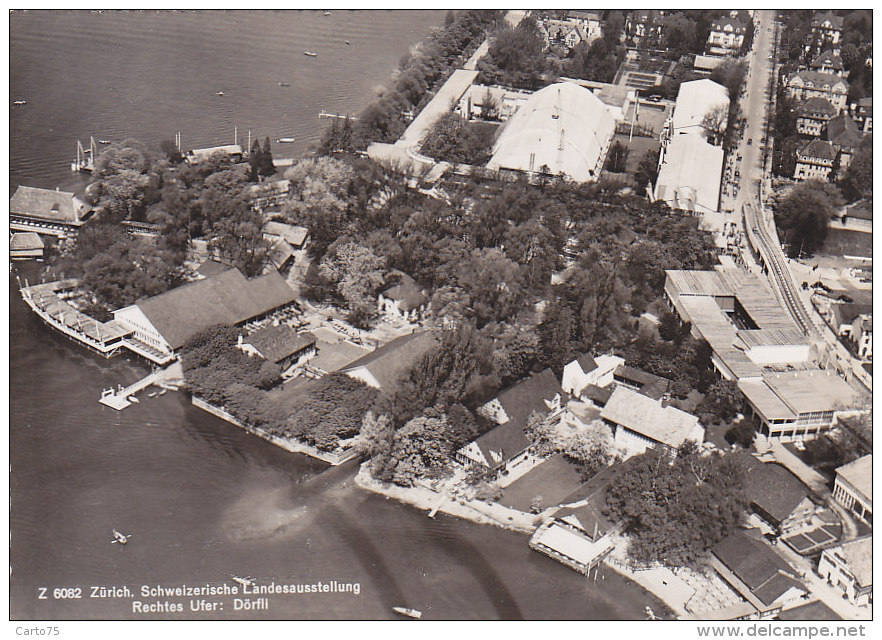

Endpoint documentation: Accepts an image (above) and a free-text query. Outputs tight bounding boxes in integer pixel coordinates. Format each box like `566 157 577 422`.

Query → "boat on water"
392 606 422 619
147 391 157 398
303 51 318 57
279 82 291 87
276 137 296 144
322 10 331 16
111 529 131 545
158 388 167 396
13 99 27 105
98 139 111 144
345 40 351 45
128 396 139 403
216 91 225 96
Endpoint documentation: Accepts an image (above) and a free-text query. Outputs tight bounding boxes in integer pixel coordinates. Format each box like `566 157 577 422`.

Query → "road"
734 12 872 393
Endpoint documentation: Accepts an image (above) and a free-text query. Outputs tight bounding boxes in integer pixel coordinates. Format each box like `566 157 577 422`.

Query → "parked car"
747 138 753 145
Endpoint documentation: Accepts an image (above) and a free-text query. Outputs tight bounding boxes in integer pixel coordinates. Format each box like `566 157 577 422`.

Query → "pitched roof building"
742 458 816 533
600 386 703 457
711 531 807 618
112 268 297 354
817 536 872 606
10 185 94 237
794 139 837 181
240 325 316 367
809 49 845 75
341 330 437 391
786 71 849 112
655 133 724 214
10 232 45 259
667 79 730 137
487 82 615 183
811 11 843 46
796 97 837 136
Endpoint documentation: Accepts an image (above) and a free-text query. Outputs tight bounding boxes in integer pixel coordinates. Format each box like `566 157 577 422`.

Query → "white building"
664 79 730 140
456 84 532 121
817 536 872 606
654 134 724 214
833 455 872 526
487 82 615 183
600 386 704 458
561 353 624 397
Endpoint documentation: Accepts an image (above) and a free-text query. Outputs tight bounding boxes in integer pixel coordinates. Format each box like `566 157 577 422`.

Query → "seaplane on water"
392 606 422 619
111 529 132 545
231 575 256 589
215 91 225 96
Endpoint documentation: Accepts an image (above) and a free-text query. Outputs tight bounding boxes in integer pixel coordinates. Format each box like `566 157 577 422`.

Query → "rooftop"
341 330 438 390
263 220 309 247
788 70 848 89
471 419 530 470
800 96 836 116
601 386 701 449
10 232 45 251
797 139 837 161
126 268 296 350
493 368 564 428
835 536 872 587
810 49 844 71
763 369 858 415
671 79 729 133
742 457 812 525
244 325 315 364
487 82 616 182
309 339 371 373
825 114 863 149
10 185 92 225
713 531 803 606
655 134 724 213
836 454 871 502
811 11 844 30
381 273 427 311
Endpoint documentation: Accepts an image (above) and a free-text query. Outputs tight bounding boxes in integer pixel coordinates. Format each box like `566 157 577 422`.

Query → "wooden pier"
99 369 163 410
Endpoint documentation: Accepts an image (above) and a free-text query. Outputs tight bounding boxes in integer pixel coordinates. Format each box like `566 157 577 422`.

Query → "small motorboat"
13 99 27 105
111 529 132 545
216 91 225 96
128 396 139 403
276 137 296 144
345 40 351 45
279 82 291 87
322 10 331 16
392 606 422 619
147 391 157 398
303 51 318 57
158 388 167 396
231 575 256 588
98 139 111 144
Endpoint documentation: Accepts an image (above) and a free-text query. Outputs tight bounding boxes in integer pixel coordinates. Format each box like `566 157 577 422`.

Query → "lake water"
8 10 668 621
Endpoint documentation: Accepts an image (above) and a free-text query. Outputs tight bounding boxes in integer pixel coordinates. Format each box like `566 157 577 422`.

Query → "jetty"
100 362 184 411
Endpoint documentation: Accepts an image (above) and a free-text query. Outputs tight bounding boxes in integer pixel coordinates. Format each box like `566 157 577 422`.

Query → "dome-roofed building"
486 82 615 183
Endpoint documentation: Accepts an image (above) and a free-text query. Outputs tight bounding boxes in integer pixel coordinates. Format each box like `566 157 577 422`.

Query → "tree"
775 180 844 257
159 139 183 164
353 411 395 459
605 448 748 567
700 379 742 424
606 141 630 173
838 136 872 202
701 106 728 146
319 241 387 325
248 138 264 182
419 113 496 165
260 137 276 177
635 148 661 193
379 412 455 486
209 208 268 277
283 157 355 257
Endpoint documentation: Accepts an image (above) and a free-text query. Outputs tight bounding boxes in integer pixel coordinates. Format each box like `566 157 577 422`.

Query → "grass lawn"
265 376 317 411
498 453 583 513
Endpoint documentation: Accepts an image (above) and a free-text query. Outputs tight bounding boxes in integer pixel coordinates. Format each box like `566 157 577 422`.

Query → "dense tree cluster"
838 136 872 203
286 374 379 451
419 113 497 165
477 16 560 90
606 446 748 567
774 180 844 257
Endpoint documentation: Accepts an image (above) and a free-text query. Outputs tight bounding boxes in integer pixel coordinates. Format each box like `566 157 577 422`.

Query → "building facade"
833 455 872 526
817 537 872 607
796 97 837 137
794 139 837 181
786 72 849 113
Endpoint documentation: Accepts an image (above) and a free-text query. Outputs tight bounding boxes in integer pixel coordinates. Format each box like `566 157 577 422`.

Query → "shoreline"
191 396 357 466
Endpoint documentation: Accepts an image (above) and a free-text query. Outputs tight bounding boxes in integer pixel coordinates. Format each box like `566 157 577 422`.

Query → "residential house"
568 11 603 43
742 457 818 535
611 364 672 400
112 268 297 360
786 71 848 113
600 386 704 458
267 238 295 272
711 530 808 619
10 185 94 237
811 11 843 47
851 314 872 360
833 455 872 526
263 221 309 251
561 353 624 397
809 49 845 76
707 11 749 57
340 330 437 391
625 9 664 45
543 19 588 51
239 325 316 374
825 114 863 172
250 179 291 213
457 369 565 476
853 97 872 133
9 232 45 260
794 139 837 181
826 303 873 339
738 370 858 440
817 536 872 606
776 600 842 621
796 97 837 137
377 272 427 322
